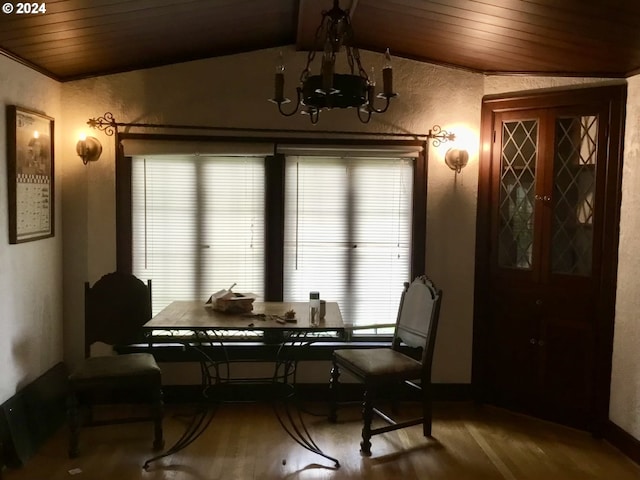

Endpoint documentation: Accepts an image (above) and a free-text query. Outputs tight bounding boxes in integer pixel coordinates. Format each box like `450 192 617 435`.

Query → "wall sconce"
76 134 102 165
444 148 469 174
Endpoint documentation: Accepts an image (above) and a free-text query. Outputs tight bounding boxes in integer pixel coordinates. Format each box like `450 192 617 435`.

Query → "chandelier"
269 0 397 124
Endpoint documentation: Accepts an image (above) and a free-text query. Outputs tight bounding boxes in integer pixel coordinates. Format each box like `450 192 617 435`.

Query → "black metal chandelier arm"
356 107 372 123
367 95 392 114
87 112 118 136
276 101 300 117
273 88 303 117
307 108 320 124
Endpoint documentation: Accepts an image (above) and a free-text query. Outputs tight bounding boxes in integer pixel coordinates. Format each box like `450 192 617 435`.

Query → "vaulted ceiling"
1 0 640 82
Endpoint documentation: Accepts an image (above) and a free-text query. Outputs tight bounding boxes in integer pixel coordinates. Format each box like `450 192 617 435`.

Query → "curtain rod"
87 112 455 146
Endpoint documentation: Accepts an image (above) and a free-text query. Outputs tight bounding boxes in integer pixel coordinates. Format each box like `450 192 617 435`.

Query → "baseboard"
162 382 472 404
0 362 68 467
604 420 640 466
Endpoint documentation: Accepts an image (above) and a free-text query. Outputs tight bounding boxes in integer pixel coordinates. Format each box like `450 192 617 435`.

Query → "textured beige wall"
0 56 63 404
61 47 484 382
610 74 640 440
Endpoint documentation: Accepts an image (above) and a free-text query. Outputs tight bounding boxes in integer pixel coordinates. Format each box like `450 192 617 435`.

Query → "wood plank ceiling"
1 0 640 82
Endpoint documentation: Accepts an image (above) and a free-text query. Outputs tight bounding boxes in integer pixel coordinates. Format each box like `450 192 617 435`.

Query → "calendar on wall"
6 105 55 243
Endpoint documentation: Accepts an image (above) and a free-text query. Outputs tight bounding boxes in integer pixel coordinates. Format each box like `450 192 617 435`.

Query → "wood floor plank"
2 402 639 480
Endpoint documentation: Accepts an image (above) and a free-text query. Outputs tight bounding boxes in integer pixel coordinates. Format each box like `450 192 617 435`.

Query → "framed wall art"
6 105 55 243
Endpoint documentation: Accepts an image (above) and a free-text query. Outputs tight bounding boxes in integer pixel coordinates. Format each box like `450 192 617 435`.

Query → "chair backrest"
392 276 442 377
84 272 152 357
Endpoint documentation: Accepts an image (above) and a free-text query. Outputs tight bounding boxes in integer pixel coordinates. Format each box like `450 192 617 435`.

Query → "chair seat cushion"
69 353 160 384
334 348 422 382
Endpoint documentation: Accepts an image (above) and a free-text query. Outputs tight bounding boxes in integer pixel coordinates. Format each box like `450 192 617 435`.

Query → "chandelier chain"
301 14 328 82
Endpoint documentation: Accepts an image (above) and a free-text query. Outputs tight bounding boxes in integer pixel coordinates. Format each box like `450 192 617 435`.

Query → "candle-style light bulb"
368 66 376 86
274 51 286 103
275 50 285 74
321 39 334 95
384 47 392 69
365 66 376 107
382 47 394 97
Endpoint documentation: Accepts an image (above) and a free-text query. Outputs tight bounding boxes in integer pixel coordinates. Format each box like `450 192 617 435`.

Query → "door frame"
472 84 627 434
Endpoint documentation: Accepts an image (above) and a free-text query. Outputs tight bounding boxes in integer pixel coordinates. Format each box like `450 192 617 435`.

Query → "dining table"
141 300 345 469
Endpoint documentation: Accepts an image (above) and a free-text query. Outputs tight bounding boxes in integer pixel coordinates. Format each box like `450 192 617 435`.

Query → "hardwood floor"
3 401 639 480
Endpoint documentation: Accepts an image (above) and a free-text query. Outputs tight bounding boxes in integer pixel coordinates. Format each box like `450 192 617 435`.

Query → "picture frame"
6 105 55 243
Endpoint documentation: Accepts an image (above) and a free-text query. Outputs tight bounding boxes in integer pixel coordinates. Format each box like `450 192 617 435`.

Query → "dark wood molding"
0 363 68 467
264 154 285 301
411 141 428 277
593 85 627 435
115 138 133 274
471 96 496 404
161 382 472 404
481 82 627 111
604 421 640 467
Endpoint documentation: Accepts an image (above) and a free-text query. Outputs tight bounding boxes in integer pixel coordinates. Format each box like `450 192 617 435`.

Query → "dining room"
1 2 640 478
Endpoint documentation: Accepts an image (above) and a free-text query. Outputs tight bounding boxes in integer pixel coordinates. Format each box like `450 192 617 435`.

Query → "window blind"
132 155 265 314
283 156 413 329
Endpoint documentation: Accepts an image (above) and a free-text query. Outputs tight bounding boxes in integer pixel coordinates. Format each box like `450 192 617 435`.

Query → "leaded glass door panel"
491 110 549 283
551 114 598 276
498 118 538 270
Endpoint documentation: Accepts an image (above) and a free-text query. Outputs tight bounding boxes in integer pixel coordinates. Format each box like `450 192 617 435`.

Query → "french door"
474 85 626 432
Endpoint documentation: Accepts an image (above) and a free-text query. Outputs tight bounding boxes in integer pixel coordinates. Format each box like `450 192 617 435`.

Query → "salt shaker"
309 291 320 326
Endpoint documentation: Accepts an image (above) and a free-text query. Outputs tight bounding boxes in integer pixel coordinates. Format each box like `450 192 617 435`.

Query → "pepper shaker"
309 291 320 326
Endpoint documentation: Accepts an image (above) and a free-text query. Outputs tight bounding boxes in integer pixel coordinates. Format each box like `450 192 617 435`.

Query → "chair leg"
360 388 373 456
422 382 432 438
328 361 340 423
152 386 165 451
67 392 80 458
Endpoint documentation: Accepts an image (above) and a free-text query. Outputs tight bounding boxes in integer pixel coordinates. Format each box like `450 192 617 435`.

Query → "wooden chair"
67 272 164 458
328 276 442 455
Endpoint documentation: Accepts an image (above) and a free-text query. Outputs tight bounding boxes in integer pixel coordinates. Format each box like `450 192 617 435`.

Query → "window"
283 156 413 330
122 138 426 335
131 155 265 314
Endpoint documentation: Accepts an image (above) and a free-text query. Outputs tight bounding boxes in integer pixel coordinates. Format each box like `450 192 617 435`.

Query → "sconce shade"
77 136 102 164
444 148 469 173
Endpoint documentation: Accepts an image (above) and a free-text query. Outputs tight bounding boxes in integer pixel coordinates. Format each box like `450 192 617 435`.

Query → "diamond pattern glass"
498 120 538 269
551 115 597 275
